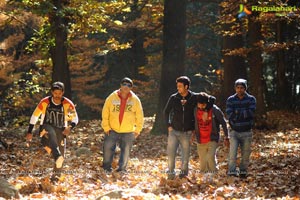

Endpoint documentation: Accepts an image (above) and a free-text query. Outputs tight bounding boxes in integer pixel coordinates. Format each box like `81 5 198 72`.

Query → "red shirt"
197 109 213 143
117 90 132 124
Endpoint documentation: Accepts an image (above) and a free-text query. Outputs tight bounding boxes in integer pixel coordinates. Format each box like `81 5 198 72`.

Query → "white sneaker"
56 156 64 168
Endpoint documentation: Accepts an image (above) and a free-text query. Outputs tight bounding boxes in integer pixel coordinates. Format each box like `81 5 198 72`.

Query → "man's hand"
224 138 230 148
40 129 48 137
190 132 196 144
63 126 71 136
134 132 139 138
105 130 111 136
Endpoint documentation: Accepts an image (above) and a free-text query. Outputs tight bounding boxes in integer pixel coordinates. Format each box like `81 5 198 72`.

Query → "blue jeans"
167 129 192 176
102 130 135 172
228 130 253 176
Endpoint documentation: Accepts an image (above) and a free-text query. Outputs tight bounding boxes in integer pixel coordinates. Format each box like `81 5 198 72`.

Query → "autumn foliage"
1 113 300 199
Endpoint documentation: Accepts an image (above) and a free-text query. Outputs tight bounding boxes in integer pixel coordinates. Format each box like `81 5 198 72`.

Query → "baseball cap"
51 81 65 91
120 77 133 87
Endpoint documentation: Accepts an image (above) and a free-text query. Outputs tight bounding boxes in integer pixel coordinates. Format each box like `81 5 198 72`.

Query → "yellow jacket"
101 90 144 134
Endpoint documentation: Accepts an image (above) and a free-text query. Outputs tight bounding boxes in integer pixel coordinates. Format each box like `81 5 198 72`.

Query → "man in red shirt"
194 92 228 173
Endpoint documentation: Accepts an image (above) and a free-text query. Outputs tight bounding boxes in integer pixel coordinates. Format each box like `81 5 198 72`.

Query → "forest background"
1 0 300 131
1 0 300 199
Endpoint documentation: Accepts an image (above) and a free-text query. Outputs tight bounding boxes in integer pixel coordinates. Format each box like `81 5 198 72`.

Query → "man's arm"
225 97 234 120
215 107 229 137
135 97 144 136
63 100 79 135
101 96 112 134
163 95 174 128
244 96 256 119
206 95 216 110
26 100 45 141
214 107 229 147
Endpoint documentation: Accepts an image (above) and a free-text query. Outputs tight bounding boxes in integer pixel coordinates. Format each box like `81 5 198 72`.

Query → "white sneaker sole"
56 156 64 168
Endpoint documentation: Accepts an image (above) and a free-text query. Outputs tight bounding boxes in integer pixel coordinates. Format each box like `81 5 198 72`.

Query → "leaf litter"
0 112 299 199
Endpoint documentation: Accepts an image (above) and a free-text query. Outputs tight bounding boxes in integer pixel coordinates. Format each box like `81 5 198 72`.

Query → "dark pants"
41 124 65 167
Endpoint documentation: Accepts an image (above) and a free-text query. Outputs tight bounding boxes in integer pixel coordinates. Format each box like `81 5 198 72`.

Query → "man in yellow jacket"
101 77 144 173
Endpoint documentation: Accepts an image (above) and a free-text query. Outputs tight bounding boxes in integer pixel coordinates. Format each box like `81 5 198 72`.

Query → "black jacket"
163 91 197 132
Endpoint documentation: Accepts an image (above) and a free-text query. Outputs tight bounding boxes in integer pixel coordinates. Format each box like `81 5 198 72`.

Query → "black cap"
197 93 209 104
121 77 133 87
51 81 65 91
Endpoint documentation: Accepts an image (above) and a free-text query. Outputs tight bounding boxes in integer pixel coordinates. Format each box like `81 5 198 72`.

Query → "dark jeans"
40 124 65 162
102 130 135 172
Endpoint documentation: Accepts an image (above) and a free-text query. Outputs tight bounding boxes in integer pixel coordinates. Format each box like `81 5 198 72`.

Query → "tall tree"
275 20 289 107
49 0 71 98
152 0 187 134
219 2 247 108
221 33 247 107
104 0 146 81
247 15 265 115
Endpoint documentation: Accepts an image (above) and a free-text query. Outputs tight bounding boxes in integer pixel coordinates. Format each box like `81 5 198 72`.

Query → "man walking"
164 76 197 179
226 78 256 178
101 77 144 173
26 81 79 181
194 92 229 173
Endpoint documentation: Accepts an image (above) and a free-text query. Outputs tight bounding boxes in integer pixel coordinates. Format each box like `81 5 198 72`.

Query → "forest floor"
0 110 300 199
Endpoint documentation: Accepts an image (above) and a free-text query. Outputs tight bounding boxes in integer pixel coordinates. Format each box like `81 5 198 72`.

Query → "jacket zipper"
182 97 185 131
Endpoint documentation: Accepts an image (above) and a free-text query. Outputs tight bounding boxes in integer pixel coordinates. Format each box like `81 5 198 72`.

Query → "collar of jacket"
175 90 194 99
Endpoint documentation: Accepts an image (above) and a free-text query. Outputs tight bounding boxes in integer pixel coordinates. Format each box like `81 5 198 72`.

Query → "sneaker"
179 170 188 179
50 175 59 183
168 173 175 180
239 173 248 179
116 168 127 173
55 156 64 168
228 171 239 177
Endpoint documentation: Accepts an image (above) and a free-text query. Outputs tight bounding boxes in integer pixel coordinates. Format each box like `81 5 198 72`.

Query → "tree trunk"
286 0 300 109
49 0 72 99
248 16 266 116
220 33 247 108
152 0 187 134
275 21 289 107
104 0 146 83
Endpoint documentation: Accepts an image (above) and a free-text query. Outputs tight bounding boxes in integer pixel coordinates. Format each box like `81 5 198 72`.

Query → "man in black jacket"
164 76 197 179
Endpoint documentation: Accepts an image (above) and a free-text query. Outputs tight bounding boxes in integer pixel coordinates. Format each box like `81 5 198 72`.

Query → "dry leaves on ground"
0 113 299 199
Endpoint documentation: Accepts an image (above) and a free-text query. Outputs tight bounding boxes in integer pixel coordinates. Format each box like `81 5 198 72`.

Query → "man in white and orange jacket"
26 82 78 181
101 77 144 172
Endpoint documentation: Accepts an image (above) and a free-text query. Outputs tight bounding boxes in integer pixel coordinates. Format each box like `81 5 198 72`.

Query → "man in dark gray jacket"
194 92 229 173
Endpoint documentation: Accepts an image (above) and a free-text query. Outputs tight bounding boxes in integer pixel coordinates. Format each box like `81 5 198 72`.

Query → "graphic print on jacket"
44 99 64 128
112 100 133 112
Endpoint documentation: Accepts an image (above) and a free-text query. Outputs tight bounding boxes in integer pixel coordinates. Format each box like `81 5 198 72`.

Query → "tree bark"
248 16 266 116
221 33 247 108
152 0 187 134
275 21 289 107
49 0 72 99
